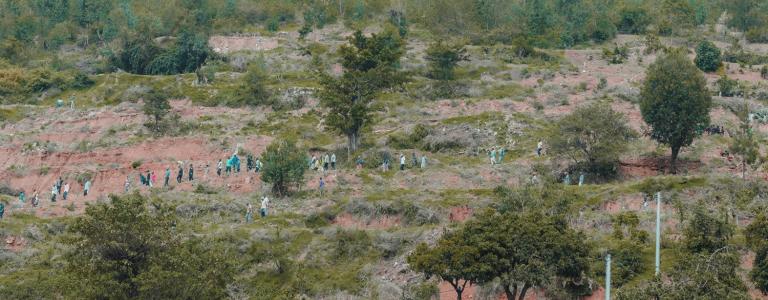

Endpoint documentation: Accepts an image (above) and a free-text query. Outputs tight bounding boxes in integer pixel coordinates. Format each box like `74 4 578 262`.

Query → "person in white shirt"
260 196 269 217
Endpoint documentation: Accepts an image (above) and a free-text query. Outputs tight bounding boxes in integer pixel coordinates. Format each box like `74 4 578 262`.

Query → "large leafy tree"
462 211 592 300
640 50 712 173
550 103 636 178
64 193 233 299
261 139 309 196
320 29 405 153
407 228 486 300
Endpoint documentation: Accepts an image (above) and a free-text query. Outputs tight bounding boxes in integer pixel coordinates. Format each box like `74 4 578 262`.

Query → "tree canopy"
640 50 712 173
320 29 405 152
63 193 233 299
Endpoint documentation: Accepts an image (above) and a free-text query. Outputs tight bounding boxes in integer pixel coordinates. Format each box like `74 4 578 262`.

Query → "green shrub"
716 75 739 97
261 139 308 196
332 229 373 259
387 124 429 149
694 40 721 72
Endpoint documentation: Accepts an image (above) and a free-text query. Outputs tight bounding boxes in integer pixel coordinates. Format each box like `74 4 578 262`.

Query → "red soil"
449 206 473 222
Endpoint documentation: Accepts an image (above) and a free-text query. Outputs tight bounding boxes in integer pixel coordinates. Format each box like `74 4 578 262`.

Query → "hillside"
3 1 768 300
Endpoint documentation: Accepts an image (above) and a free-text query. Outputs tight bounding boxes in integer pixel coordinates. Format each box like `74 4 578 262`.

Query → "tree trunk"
518 283 530 300
503 284 517 300
670 146 680 174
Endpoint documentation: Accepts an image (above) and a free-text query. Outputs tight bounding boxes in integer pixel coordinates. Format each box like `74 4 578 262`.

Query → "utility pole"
655 192 662 276
605 254 612 300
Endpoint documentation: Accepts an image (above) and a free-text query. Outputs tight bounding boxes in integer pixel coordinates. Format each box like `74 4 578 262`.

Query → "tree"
746 213 768 294
615 251 747 299
142 90 171 134
407 229 484 300
683 205 733 254
320 29 405 153
261 139 308 196
64 193 233 299
461 211 592 300
425 41 468 81
694 40 722 72
237 62 271 106
640 50 712 173
729 102 760 179
549 103 636 178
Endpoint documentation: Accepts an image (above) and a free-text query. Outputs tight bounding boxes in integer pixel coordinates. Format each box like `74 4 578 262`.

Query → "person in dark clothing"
247 155 254 172
188 164 194 181
177 165 184 183
56 177 63 193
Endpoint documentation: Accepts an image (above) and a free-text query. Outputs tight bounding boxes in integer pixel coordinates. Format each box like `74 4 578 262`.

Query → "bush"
425 41 468 81
261 139 308 196
386 124 429 149
550 103 636 179
694 40 721 72
716 75 739 97
69 72 95 89
683 205 733 254
332 229 373 259
603 45 629 64
746 28 768 43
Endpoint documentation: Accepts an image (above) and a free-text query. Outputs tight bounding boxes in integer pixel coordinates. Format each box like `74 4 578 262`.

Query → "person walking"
217 159 223 176
83 180 91 196
51 184 58 202
323 153 330 172
536 141 544 156
125 176 131 193
331 153 337 170
564 172 571 185
164 167 171 187
56 176 63 194
0 201 4 219
399 154 406 171
319 177 325 196
489 147 497 165
245 203 254 223
151 171 157 186
18 191 25 204
188 164 194 181
177 164 184 183
146 170 152 187
255 158 262 173
420 154 427 169
499 147 506 163
62 182 70 200
578 173 585 186
32 190 39 207
260 196 269 218
225 157 232 176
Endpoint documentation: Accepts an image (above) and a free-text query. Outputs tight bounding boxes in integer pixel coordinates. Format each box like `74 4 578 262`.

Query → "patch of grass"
0 107 24 123
441 111 504 126
482 83 533 100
